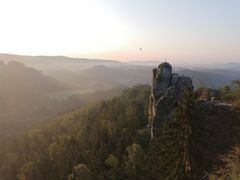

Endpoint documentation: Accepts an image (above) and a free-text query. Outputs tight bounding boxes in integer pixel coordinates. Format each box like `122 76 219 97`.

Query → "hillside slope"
0 61 65 123
1 85 239 180
0 53 123 72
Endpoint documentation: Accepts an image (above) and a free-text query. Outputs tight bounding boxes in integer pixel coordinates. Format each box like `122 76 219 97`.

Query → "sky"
0 0 240 63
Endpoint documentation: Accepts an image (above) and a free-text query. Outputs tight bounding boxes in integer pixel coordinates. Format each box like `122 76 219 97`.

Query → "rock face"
149 62 193 138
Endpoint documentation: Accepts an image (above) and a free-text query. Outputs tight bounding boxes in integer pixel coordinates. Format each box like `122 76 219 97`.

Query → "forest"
0 80 240 179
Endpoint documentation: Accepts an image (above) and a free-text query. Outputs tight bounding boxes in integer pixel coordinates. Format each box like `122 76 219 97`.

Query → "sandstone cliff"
149 62 193 138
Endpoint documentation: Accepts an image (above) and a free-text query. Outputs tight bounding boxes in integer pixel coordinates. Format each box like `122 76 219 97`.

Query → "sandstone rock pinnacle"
149 62 193 138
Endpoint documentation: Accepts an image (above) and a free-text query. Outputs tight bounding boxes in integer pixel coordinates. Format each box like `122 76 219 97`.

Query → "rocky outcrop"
149 62 193 138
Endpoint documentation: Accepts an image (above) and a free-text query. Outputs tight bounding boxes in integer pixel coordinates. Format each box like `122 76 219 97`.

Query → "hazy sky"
0 0 240 63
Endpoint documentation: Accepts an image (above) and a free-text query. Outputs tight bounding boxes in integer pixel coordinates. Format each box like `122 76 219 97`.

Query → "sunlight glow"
0 0 130 56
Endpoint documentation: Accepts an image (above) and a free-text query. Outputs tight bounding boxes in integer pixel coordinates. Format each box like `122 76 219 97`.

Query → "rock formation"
149 62 193 138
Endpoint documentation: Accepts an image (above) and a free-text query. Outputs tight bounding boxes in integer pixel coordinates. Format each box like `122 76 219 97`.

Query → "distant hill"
77 65 151 89
0 61 127 140
47 65 152 91
0 53 124 73
0 61 65 94
177 68 240 87
0 61 66 123
1 53 239 89
187 62 240 71
49 64 240 90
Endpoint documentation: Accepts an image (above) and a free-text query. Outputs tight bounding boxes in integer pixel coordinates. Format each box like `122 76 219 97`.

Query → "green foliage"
0 85 150 180
220 85 235 102
220 80 240 106
1 83 240 180
195 87 220 100
146 88 197 180
125 143 145 179
17 162 35 180
212 145 240 179
68 164 92 180
104 154 119 168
